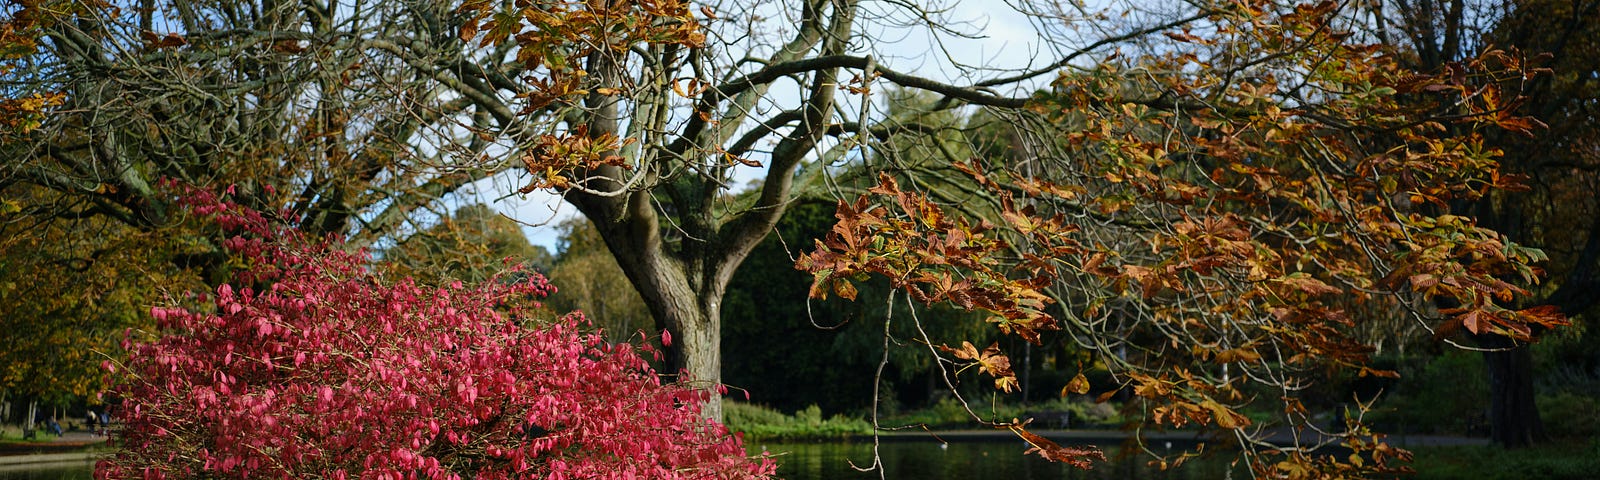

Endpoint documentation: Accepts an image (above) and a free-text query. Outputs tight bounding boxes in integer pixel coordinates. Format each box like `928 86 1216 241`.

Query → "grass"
1405 441 1600 480
725 397 1124 442
0 424 54 443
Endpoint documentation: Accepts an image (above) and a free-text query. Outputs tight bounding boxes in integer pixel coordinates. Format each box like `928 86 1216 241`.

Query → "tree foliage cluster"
541 218 654 345
0 184 206 404
380 204 553 286
2 0 1597 475
796 0 1571 475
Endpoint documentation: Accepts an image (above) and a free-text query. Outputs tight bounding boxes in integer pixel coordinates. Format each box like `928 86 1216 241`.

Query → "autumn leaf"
1163 31 1211 45
1460 309 1486 335
1202 399 1251 429
1214 347 1262 364
1277 273 1340 296
973 342 1015 379
139 31 187 49
1062 372 1090 396
1008 424 1105 469
995 376 1020 393
937 341 1017 391
831 278 858 301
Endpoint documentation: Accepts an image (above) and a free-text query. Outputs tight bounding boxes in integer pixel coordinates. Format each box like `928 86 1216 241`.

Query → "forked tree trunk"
579 207 739 422
566 0 852 424
1479 333 1546 448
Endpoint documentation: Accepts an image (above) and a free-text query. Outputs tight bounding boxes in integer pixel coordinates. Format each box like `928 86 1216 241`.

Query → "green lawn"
1404 442 1600 480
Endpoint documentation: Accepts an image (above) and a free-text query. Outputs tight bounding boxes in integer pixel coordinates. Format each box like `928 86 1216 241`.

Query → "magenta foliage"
97 188 773 479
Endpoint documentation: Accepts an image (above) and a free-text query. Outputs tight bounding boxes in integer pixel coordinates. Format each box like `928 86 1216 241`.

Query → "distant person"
87 410 99 435
46 416 62 436
99 410 111 435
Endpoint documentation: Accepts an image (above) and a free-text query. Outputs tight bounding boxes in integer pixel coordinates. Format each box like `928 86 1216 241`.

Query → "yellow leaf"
1203 400 1251 429
831 279 858 301
1062 372 1090 396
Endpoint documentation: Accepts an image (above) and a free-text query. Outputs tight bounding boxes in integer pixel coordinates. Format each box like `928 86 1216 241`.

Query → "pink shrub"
97 189 772 479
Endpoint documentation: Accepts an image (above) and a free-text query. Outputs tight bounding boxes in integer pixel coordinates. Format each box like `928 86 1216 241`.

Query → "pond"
0 442 1242 479
0 461 94 480
752 440 1242 479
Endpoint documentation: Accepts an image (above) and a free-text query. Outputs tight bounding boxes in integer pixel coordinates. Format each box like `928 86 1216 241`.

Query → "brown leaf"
141 31 187 49
831 279 858 301
1063 372 1090 396
1409 273 1439 290
1162 31 1210 45
1461 309 1484 335
1009 425 1105 469
1202 400 1251 429
1214 347 1261 364
975 342 1015 379
936 341 983 361
1279 273 1339 296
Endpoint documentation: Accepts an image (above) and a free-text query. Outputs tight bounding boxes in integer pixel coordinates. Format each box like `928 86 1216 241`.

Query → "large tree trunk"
1478 333 1546 448
575 192 742 422
563 0 852 423
663 301 725 420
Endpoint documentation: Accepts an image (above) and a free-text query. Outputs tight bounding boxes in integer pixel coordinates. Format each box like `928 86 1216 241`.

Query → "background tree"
721 198 1006 415
1465 0 1600 449
381 204 554 285
456 1 1278 427
543 218 653 344
0 183 205 428
5 0 1586 474
1366 0 1600 447
0 0 694 413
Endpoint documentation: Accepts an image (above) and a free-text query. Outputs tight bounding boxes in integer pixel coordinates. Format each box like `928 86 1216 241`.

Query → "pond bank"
0 452 101 466
0 431 107 467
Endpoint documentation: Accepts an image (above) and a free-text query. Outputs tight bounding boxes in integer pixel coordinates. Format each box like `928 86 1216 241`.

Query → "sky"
460 2 1051 252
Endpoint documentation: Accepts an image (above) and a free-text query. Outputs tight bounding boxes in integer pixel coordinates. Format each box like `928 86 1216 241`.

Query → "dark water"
1 443 1239 479
751 441 1240 480
0 462 93 480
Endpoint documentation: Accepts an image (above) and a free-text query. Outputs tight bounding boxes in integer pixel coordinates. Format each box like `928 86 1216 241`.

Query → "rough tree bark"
559 0 857 420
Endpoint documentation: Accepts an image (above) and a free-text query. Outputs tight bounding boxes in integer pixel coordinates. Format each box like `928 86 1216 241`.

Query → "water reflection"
752 441 1238 480
0 443 1238 479
0 461 93 480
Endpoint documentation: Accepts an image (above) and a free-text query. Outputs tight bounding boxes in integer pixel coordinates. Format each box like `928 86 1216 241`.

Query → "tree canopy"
2 0 1589 475
795 1 1565 475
